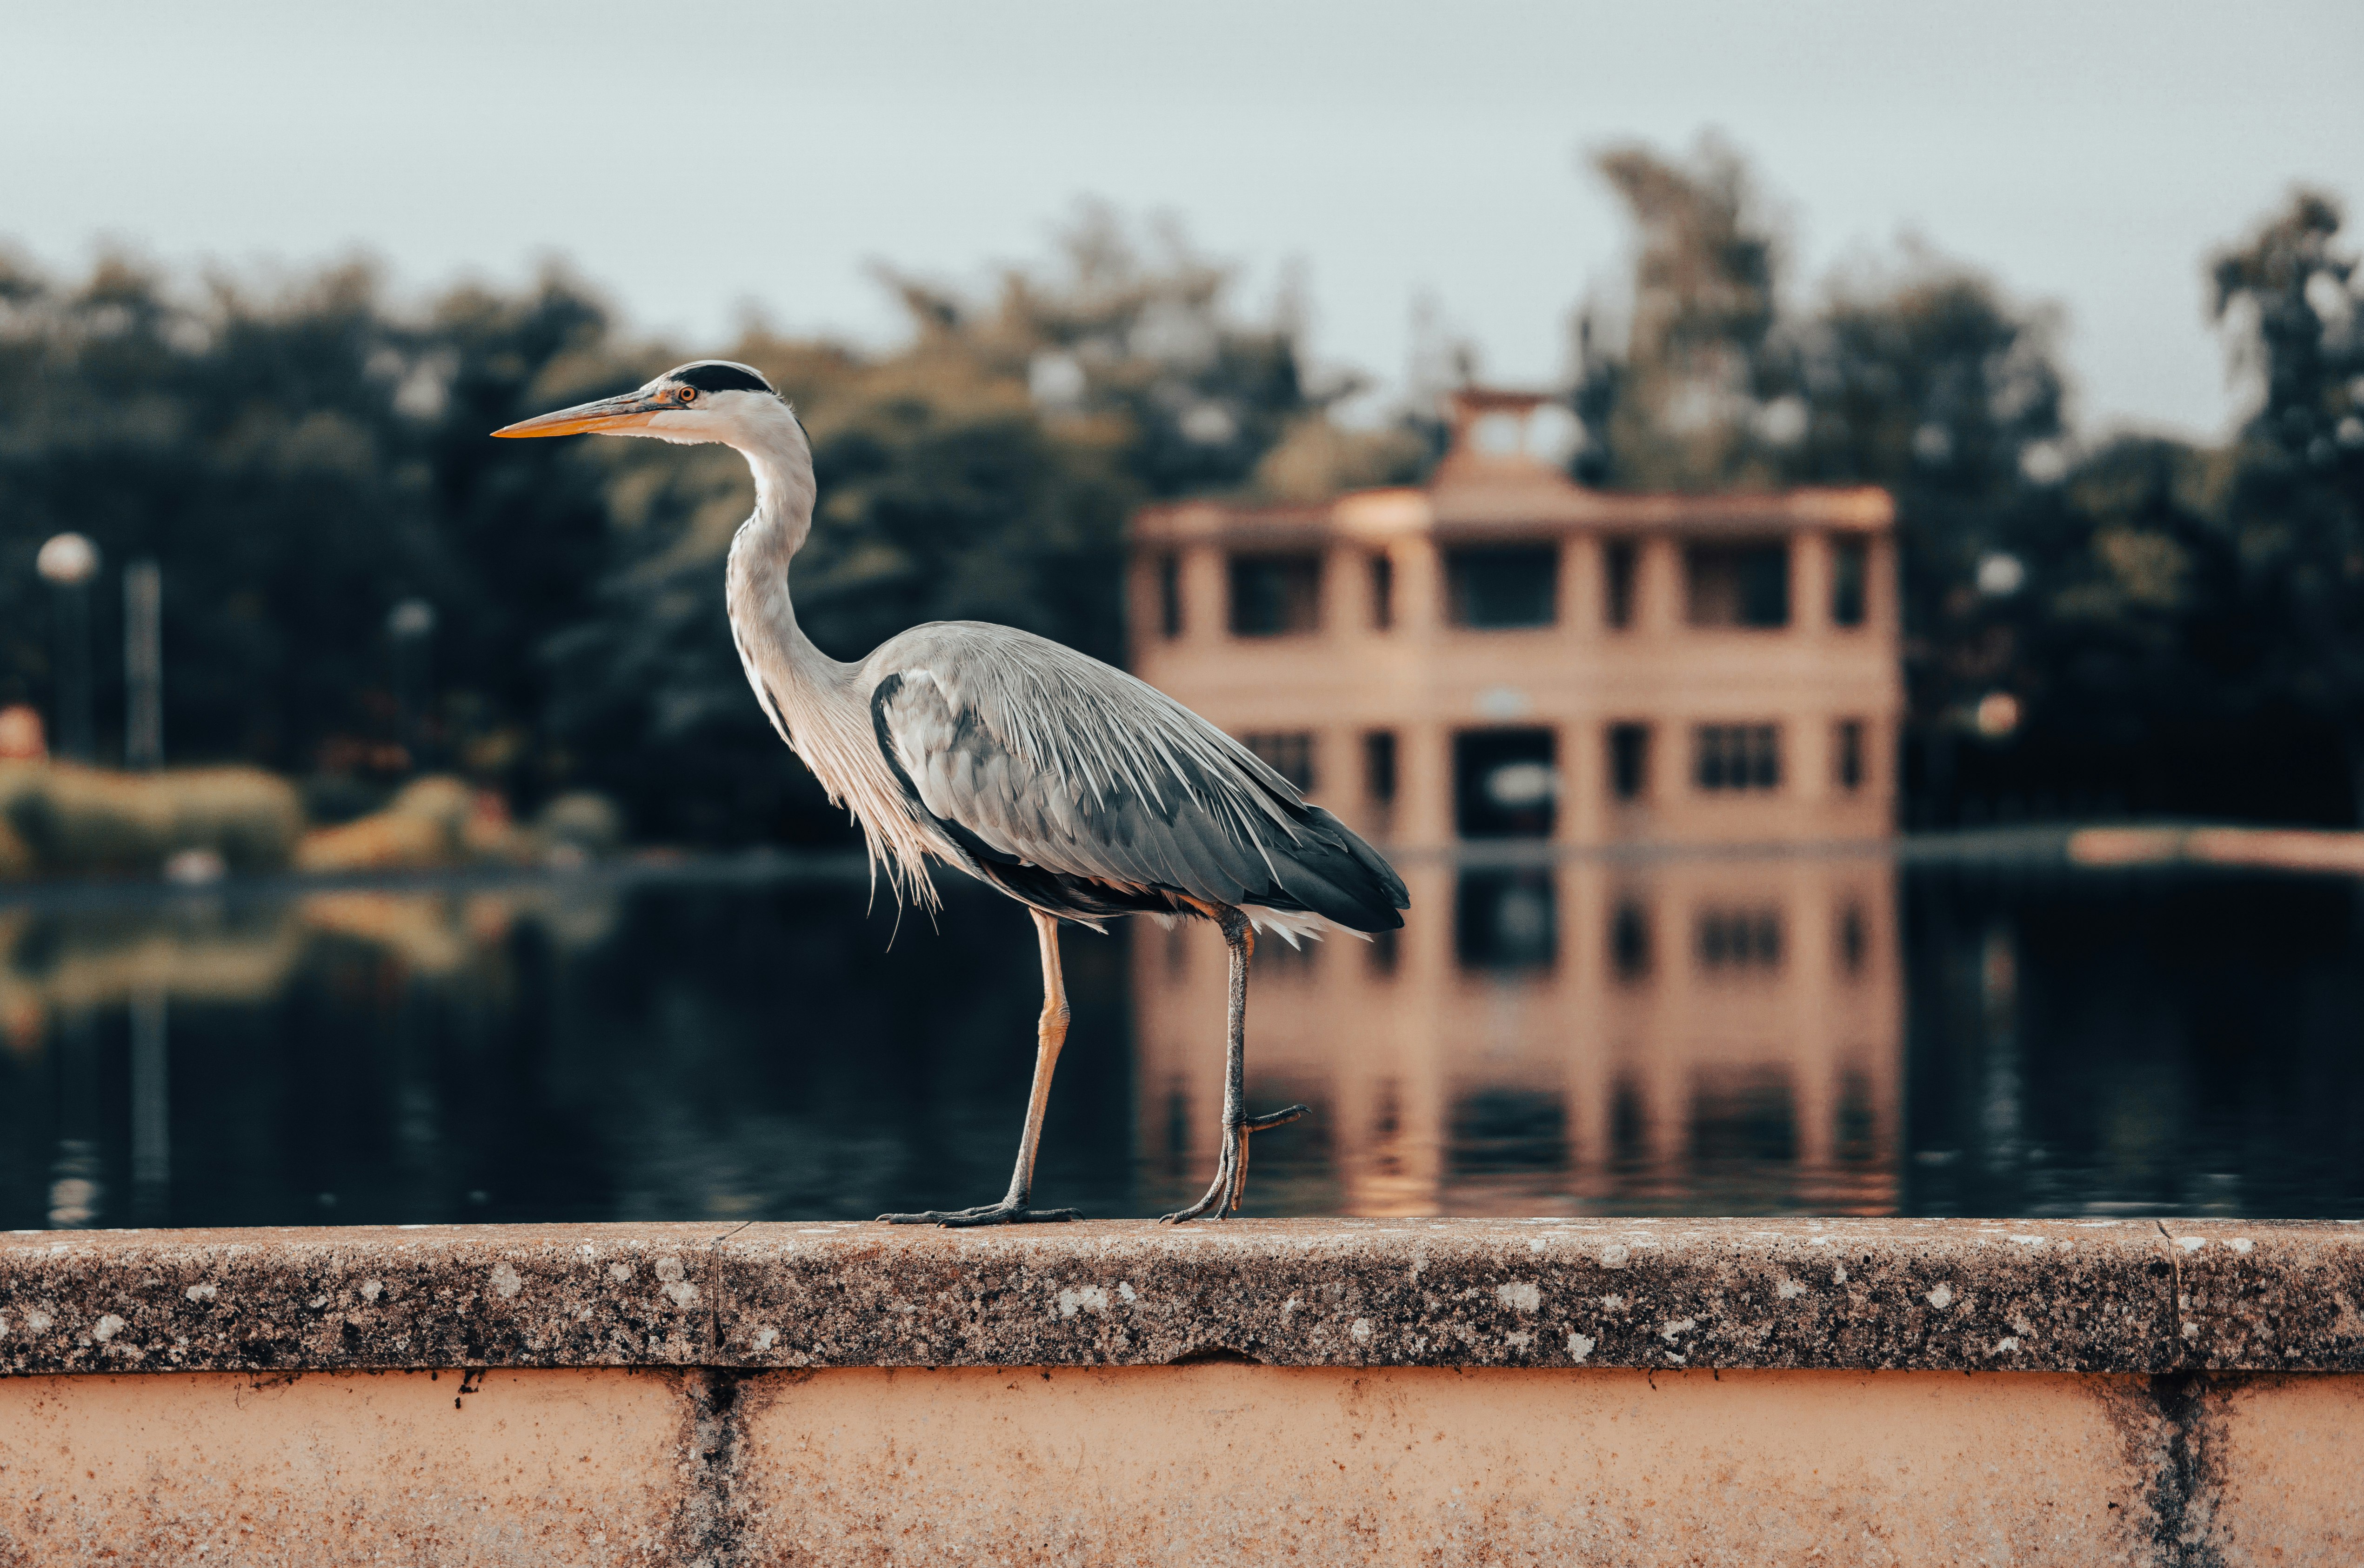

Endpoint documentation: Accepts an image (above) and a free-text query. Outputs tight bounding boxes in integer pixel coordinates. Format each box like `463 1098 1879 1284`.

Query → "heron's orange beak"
491 390 667 439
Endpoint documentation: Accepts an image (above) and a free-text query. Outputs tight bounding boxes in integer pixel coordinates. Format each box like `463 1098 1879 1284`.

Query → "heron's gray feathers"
865 622 1407 933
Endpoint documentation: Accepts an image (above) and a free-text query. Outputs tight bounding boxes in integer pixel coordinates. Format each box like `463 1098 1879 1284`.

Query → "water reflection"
1136 855 1903 1217
2 855 2361 1227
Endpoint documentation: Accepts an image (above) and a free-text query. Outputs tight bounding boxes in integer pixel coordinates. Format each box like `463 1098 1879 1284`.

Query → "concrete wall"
4 1219 2360 1565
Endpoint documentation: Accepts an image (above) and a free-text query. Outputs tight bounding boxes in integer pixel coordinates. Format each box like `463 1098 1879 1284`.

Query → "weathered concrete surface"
716 1216 2182 1371
18 1217 2332 1374
0 1368 701 1567
2163 1219 2364 1372
2209 1374 2364 1564
5 1364 2357 1566
4 1221 2362 1564
732 1365 2161 1566
0 1224 721 1375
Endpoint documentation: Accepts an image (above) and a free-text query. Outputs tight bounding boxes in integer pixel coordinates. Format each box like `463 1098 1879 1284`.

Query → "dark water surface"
3 851 2361 1229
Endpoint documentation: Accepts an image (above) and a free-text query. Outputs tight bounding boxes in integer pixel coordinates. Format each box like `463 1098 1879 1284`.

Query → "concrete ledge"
5 1217 2359 1376
7 1221 2364 1565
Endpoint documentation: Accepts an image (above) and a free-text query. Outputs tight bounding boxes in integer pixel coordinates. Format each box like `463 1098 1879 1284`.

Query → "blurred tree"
0 251 625 807
2206 189 2364 812
0 211 1370 847
1574 134 1788 491
1783 247 2068 742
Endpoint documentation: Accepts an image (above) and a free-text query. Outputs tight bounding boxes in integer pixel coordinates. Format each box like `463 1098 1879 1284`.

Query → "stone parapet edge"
1 1216 2356 1377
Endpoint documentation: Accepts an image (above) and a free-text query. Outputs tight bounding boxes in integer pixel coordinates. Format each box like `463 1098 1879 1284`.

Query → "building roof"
1135 386 1893 547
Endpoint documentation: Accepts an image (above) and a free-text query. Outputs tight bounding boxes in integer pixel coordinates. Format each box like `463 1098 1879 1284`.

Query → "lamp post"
123 558 163 770
387 598 436 771
35 533 100 763
123 561 170 1220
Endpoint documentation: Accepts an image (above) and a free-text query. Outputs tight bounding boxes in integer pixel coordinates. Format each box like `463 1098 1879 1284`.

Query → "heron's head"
492 360 787 447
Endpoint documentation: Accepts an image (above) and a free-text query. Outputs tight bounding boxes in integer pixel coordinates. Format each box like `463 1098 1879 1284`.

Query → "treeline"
1 148 2359 843
0 211 1418 844
1568 138 2364 826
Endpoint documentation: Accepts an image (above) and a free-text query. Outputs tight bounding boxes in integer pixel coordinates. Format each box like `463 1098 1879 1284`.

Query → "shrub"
0 764 302 879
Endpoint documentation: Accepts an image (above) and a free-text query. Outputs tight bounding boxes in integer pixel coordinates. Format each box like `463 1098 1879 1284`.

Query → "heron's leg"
879 908 1083 1227
1160 907 1310 1224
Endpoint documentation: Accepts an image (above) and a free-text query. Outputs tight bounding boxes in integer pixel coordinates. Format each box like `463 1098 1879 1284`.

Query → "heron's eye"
676 386 698 403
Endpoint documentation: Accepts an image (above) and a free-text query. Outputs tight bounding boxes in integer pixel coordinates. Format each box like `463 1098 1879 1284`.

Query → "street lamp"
35 532 100 763
387 598 436 770
124 559 163 770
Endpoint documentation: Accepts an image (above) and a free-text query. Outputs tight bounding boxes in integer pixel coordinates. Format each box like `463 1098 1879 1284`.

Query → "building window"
1831 537 1868 627
1834 719 1865 792
1611 1076 1650 1167
1696 907 1783 971
1229 553 1322 636
1449 1088 1569 1174
1603 540 1636 629
1447 544 1559 629
1242 731 1316 793
1455 729 1556 839
1836 1068 1878 1164
1608 722 1650 802
1369 552 1395 630
1157 552 1183 639
1685 542 1790 628
1689 1068 1796 1163
1362 730 1397 807
1837 902 1868 976
1694 724 1781 792
1611 899 1653 981
1455 869 1556 970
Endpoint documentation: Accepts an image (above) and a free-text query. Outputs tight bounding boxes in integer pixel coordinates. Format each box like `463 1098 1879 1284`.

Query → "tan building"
1127 388 1903 854
1126 389 1908 1217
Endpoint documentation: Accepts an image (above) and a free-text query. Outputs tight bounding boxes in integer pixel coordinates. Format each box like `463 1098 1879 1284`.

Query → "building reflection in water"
1125 385 1907 1217
1132 853 1902 1218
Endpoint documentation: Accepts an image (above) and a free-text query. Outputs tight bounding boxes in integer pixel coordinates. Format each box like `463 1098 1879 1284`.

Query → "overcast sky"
7 1 2358 440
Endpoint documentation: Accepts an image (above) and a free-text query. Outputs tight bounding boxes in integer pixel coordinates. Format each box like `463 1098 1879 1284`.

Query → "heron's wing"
868 623 1406 930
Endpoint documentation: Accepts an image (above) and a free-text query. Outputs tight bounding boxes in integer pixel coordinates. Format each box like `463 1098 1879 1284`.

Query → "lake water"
3 847 2361 1229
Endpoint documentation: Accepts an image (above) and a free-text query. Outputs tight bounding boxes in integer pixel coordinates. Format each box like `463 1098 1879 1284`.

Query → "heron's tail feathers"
1262 805 1409 934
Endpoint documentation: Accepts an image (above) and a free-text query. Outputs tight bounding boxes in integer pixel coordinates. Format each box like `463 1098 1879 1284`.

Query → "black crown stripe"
674 362 774 395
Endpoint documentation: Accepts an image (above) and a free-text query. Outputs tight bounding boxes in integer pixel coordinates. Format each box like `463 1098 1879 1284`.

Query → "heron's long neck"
723 412 848 712
718 407 931 861
721 407 940 903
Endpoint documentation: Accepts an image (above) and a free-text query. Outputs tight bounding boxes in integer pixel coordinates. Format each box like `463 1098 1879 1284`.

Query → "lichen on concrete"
0 1223 722 1375
713 1216 2192 1372
2161 1218 2364 1373
3 1217 2359 1376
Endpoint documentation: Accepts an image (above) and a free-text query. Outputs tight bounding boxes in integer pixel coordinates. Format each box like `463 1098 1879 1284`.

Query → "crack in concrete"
2137 1221 2229 1567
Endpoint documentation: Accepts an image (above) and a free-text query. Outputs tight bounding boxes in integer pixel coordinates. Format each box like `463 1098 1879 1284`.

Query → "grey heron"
496 361 1408 1224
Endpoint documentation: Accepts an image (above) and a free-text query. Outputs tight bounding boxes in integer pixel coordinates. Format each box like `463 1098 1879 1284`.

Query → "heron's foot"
876 1201 1084 1227
1158 1104 1311 1225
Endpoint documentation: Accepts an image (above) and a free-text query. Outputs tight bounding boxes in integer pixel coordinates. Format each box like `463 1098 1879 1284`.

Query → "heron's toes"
875 1203 1082 1227
1244 1103 1311 1132
946 1205 1082 1228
